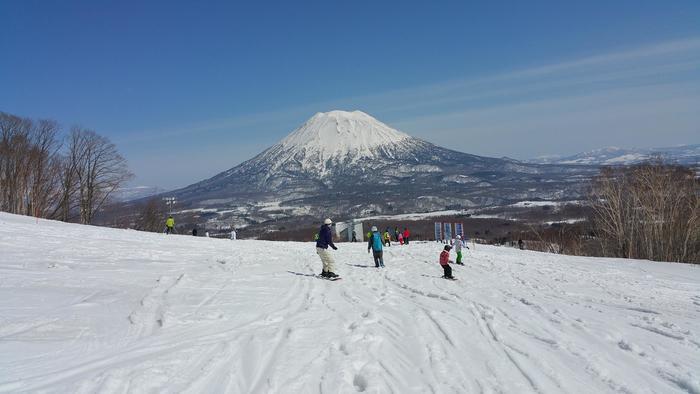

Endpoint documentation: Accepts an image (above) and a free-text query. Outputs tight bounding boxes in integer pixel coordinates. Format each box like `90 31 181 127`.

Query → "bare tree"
25 119 62 217
527 222 585 255
136 197 167 232
590 162 699 263
1 112 134 224
70 128 133 224
0 112 32 214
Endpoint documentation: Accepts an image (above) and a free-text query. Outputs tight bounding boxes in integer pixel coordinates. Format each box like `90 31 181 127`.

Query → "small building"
334 220 364 242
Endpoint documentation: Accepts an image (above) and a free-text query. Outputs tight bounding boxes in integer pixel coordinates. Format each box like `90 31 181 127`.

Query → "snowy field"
1 212 699 393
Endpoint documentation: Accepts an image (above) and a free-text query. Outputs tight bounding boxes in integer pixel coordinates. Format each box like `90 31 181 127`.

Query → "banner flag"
434 222 442 241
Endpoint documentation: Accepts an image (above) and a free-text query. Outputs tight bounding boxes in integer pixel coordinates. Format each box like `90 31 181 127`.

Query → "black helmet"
444 245 452 251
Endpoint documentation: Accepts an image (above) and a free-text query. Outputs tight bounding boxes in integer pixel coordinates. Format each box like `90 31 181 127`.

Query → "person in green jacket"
165 215 175 234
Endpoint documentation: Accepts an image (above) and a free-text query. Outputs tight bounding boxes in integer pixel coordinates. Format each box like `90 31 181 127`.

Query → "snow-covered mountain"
530 144 700 166
3 212 699 392
215 110 435 185
272 110 414 172
140 110 596 228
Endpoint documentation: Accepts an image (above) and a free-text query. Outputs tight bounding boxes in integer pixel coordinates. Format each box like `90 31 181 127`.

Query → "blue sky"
2 1 699 189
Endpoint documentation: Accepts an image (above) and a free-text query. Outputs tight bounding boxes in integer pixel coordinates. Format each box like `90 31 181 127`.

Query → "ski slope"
1 212 699 393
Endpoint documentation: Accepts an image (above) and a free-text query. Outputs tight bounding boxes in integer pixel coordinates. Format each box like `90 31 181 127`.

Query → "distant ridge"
529 144 700 166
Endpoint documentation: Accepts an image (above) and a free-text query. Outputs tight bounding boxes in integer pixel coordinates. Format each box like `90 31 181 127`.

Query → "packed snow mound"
279 110 411 160
2 212 699 393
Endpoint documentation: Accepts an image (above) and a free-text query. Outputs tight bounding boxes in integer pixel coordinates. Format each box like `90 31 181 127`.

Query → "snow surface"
1 212 699 393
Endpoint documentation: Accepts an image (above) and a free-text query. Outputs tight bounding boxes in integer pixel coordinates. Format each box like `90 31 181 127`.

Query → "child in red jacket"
439 245 455 279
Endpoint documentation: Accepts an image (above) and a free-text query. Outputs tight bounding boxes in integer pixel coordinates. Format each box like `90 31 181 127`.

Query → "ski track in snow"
1 213 699 393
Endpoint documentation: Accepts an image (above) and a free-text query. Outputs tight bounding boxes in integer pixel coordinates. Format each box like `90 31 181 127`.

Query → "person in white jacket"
453 235 467 265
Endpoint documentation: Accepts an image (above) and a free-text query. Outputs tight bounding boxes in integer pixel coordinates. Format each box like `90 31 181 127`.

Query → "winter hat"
444 245 452 251
324 218 333 225
456 235 461 239
371 226 378 232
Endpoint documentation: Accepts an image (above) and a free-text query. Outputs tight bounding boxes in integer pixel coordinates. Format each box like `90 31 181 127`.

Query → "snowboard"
442 276 458 281
318 275 342 281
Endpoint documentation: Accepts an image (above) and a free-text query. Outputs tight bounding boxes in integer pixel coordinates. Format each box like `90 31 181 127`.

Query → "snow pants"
372 251 384 267
317 247 336 273
456 251 463 264
441 264 453 279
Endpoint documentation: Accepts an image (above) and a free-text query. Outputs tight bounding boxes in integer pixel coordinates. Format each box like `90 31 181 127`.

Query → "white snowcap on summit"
278 110 411 160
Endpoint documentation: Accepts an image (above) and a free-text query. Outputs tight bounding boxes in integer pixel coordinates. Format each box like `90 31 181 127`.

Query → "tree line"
590 161 699 263
526 161 698 263
0 111 132 224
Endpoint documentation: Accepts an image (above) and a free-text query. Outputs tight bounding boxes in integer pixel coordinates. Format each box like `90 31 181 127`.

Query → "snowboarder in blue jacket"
368 226 385 268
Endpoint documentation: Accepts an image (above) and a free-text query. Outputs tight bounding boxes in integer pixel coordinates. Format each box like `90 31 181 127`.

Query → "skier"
453 235 468 265
352 230 357 242
367 226 385 268
398 231 404 245
192 228 197 236
165 215 175 234
383 229 391 246
403 227 410 245
316 218 339 278
439 245 455 279
394 227 400 242
230 229 237 240
518 238 524 250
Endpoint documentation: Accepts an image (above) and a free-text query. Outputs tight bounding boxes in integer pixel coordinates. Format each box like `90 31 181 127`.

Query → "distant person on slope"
383 229 391 247
453 235 468 265
398 231 404 245
165 215 175 234
316 218 339 278
439 245 455 279
368 226 385 268
403 228 410 245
